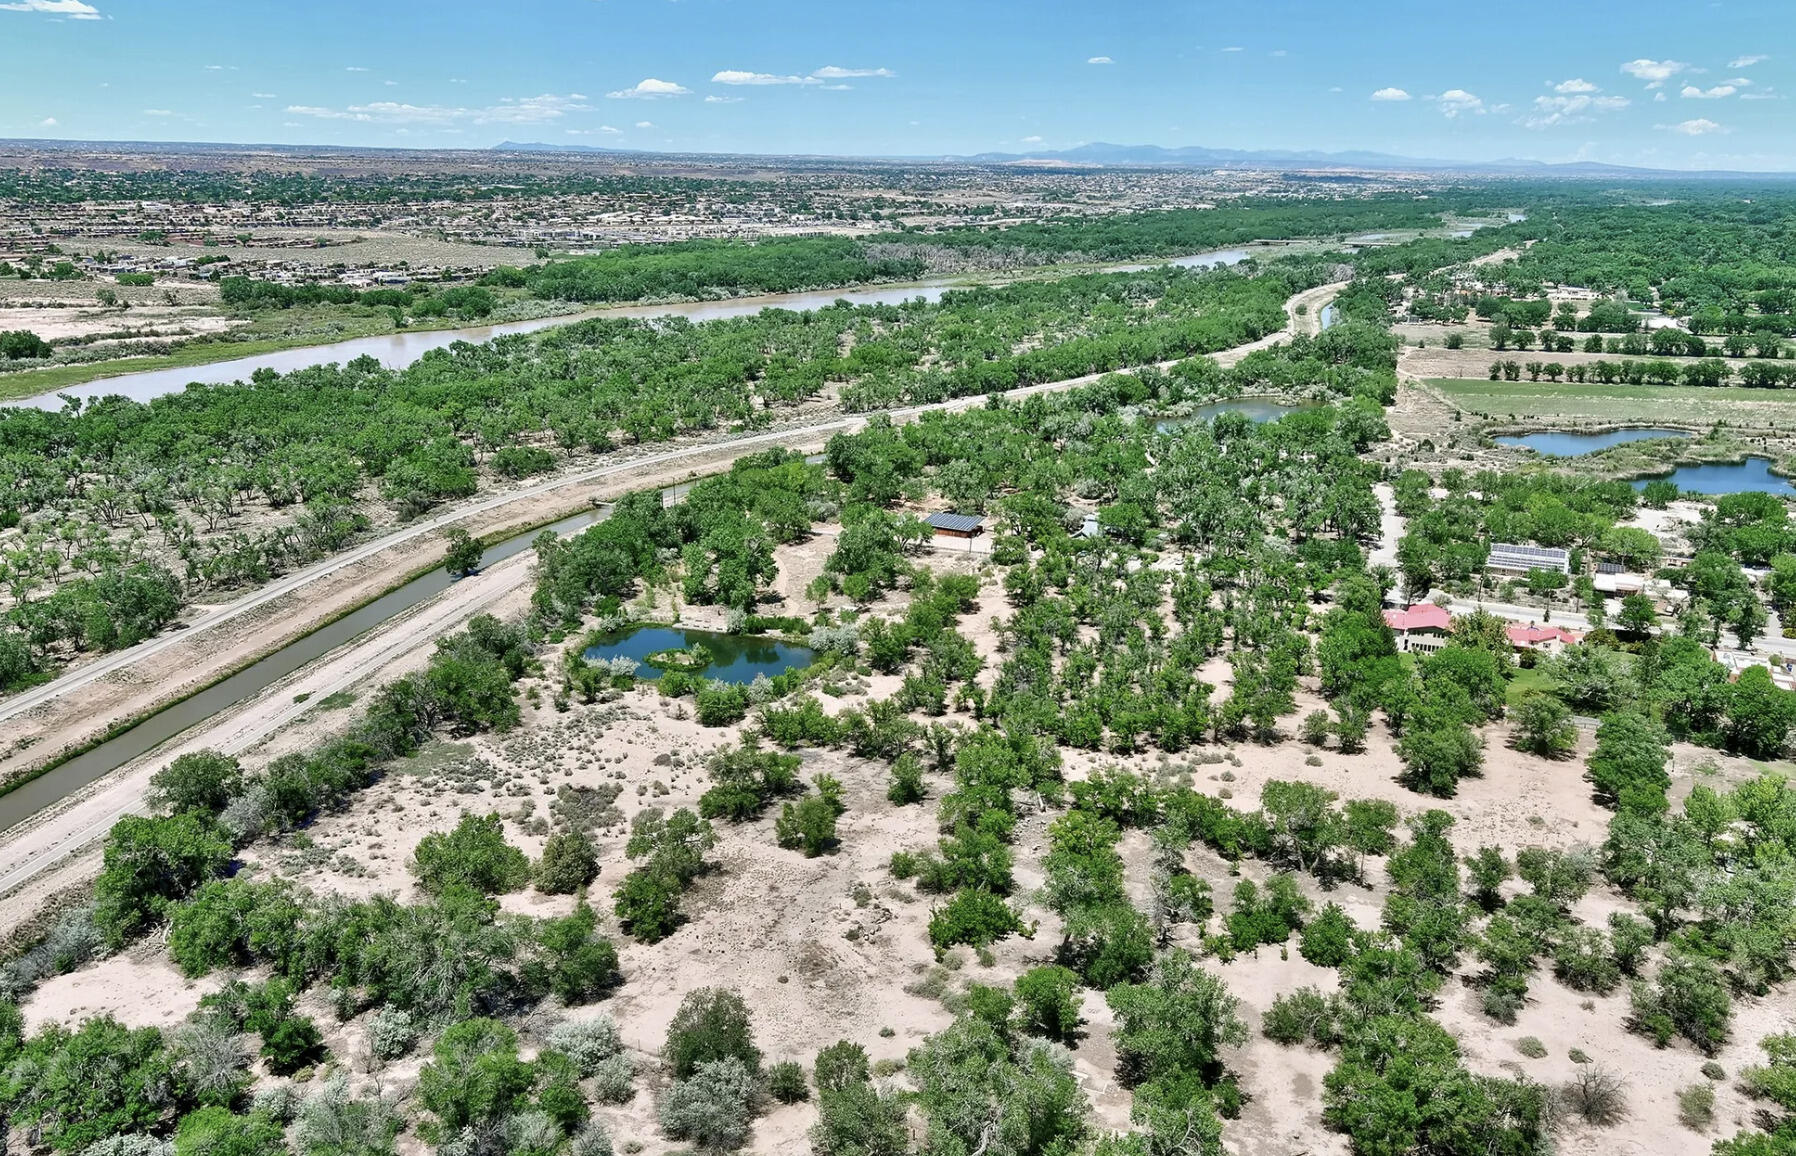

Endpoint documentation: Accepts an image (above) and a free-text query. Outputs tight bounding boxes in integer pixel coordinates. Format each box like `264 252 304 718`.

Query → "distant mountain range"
495 138 1795 179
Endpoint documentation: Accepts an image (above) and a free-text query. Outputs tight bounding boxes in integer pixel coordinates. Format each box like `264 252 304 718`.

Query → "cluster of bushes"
218 276 496 319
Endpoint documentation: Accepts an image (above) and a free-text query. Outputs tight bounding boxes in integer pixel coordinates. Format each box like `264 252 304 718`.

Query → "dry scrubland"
16 535 1793 1156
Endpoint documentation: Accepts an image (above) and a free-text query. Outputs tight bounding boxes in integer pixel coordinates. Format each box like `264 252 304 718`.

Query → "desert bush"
1563 1064 1628 1125
658 1057 757 1150
568 1120 615 1156
417 1018 534 1132
294 1072 403 1156
1677 1083 1715 1130
1553 927 1622 994
262 1014 325 1075
173 1106 286 1156
665 988 761 1079
767 1060 810 1104
1261 987 1341 1047
535 830 600 894
1515 1036 1547 1059
168 1016 252 1107
548 1015 623 1076
927 889 1027 951
1013 965 1083 1042
368 1007 418 1062
814 1040 872 1092
775 792 839 857
147 751 244 817
1298 903 1355 968
887 754 926 805
75 1138 173 1156
412 812 531 896
1629 952 1732 1053
0 905 104 1000
590 1054 636 1104
1701 1060 1726 1081
809 1081 909 1156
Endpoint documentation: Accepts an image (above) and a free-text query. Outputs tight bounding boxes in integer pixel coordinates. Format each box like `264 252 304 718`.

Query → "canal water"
0 507 605 832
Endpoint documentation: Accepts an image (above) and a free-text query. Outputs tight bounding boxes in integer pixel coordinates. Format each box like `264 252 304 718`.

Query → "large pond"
1496 428 1691 456
1633 457 1796 497
582 625 816 684
1156 398 1322 430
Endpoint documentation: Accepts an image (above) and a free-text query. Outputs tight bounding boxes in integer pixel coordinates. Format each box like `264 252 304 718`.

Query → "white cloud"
1654 90 1667 102
345 66 369 72
1221 45 1243 52
1620 58 1687 87
0 0 101 18
286 93 592 125
1438 88 1484 117
564 125 621 136
1021 134 1043 143
1681 84 1737 99
635 120 653 129
1663 117 1725 135
1730 54 1769 69
1327 85 1343 93
704 94 744 104
142 108 173 116
606 78 688 99
1553 78 1598 94
810 66 894 79
252 92 276 99
39 117 56 127
1270 49 1287 57
1086 56 1112 65
1370 87 1411 101
1525 92 1629 128
712 69 818 86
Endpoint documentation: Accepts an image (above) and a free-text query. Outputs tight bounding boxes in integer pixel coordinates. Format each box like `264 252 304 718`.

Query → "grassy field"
1428 377 1796 427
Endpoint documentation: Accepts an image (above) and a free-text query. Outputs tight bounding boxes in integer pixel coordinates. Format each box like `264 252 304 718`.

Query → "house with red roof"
1505 622 1583 657
1383 602 1453 654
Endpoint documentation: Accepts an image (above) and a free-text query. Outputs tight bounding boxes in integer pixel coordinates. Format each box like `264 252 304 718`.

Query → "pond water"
1633 457 1796 497
1318 303 1338 329
1496 428 1691 456
582 625 816 684
1155 398 1322 430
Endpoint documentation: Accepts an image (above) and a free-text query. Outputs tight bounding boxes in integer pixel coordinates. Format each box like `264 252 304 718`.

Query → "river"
6 248 1251 413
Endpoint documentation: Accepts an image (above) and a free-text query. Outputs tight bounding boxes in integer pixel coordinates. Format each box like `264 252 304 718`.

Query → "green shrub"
411 812 530 896
1515 1036 1547 1059
535 829 600 894
261 1015 325 1076
1298 903 1355 968
927 889 1028 951
1013 965 1083 1041
1261 987 1340 1047
776 793 839 857
767 1060 810 1104
148 751 244 817
814 1040 871 1092
887 754 927 805
665 988 761 1079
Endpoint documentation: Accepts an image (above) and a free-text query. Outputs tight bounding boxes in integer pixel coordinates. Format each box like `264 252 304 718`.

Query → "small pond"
1632 457 1796 497
1155 398 1322 431
582 625 817 683
1496 428 1691 456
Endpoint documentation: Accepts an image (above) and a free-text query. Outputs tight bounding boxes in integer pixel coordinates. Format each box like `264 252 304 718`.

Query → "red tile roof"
1383 603 1453 632
1506 623 1583 646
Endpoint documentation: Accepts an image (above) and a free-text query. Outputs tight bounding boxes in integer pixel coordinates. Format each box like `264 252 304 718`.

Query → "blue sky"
2 0 1791 170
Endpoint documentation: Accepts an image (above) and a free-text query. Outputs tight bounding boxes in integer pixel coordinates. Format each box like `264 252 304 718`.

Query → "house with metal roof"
923 512 985 539
1487 543 1571 576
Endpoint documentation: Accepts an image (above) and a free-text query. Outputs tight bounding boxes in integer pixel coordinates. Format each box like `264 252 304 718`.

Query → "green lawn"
1427 377 1796 426
1505 665 1552 707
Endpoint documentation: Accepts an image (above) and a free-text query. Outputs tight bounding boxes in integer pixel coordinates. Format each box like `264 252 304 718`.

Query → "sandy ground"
0 303 243 342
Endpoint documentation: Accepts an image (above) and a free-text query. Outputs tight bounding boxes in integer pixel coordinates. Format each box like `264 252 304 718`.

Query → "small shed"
924 512 986 539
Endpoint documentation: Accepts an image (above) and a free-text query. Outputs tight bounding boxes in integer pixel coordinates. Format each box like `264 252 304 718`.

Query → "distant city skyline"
2 0 1790 170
